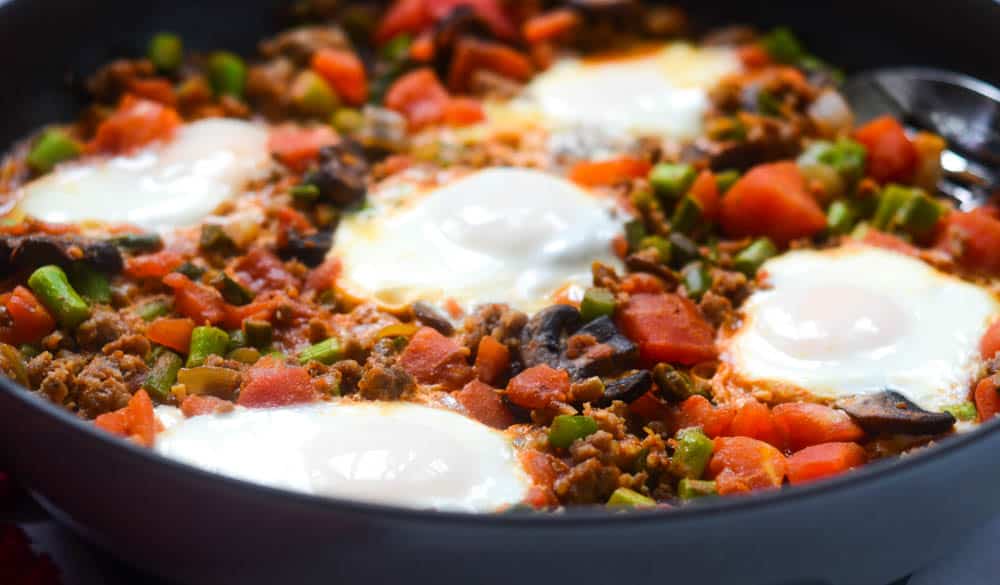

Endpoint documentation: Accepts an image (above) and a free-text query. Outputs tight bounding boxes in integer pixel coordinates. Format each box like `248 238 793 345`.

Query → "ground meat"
698 291 733 328
259 25 350 63
73 353 148 418
76 306 130 351
101 334 150 357
330 359 363 395
554 454 621 504
357 340 416 400
710 268 750 304
28 352 84 406
460 303 528 359
86 58 155 104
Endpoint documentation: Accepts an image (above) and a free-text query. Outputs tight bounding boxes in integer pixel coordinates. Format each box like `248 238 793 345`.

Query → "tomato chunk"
455 379 515 429
124 250 184 279
726 400 781 447
518 449 562 507
233 248 297 294
935 208 1000 275
676 395 735 438
2 286 55 345
786 442 866 485
384 68 451 130
720 162 826 246
180 395 234 418
94 389 160 447
399 326 472 389
442 97 486 127
311 48 368 105
239 357 318 408
772 402 865 452
506 364 570 409
90 95 181 154
861 228 919 257
268 125 338 172
522 9 580 43
689 170 721 221
974 377 1000 423
854 115 917 184
568 156 652 188
708 436 787 494
375 0 515 44
447 38 533 92
980 319 1000 360
616 293 717 366
474 335 509 385
146 317 195 354
162 272 228 325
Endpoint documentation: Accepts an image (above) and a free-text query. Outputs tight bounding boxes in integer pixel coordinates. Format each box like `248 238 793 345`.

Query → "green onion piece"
652 363 697 402
639 235 672 265
799 162 845 200
186 326 230 367
227 329 247 352
381 34 412 61
872 184 916 230
826 199 857 236
762 27 805 64
207 51 247 98
678 478 718 500
0 343 30 387
715 170 740 194
606 487 656 508
243 319 273 349
667 232 700 268
670 427 714 479
68 264 111 305
579 288 616 322
148 32 183 72
548 415 598 449
817 138 867 184
27 130 81 174
144 349 183 400
331 108 364 133
624 219 647 253
174 262 206 281
214 273 254 306
298 337 343 365
733 237 777 277
896 191 942 239
291 70 339 117
27 265 91 329
176 366 241 397
942 402 978 422
290 183 321 201
227 346 261 364
671 196 703 235
681 262 711 301
109 233 163 252
199 224 237 254
649 163 697 200
136 299 169 322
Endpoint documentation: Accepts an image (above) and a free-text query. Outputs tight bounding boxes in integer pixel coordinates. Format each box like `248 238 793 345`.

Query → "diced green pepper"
136 299 169 322
670 427 714 479
624 219 647 253
199 224 237 254
331 108 365 133
652 363 704 402
872 184 915 230
186 326 230 367
177 365 241 397
715 170 740 194
207 51 247 98
826 199 857 236
681 262 711 301
144 349 183 400
630 188 656 212
290 183 320 201
580 287 616 322
68 264 111 305
733 237 777 277
243 319 273 349
671 196 703 235
606 487 656 508
298 337 343 365
798 161 845 199
668 232 701 268
227 346 262 364
214 273 254 306
548 415 598 449
148 32 183 72
27 265 91 329
381 34 412 61
109 233 163 252
895 191 942 239
942 402 977 422
649 163 697 200
762 27 805 64
174 262 206 280
291 70 339 117
227 329 247 352
678 478 717 500
817 138 867 184
639 235 672 265
27 129 81 174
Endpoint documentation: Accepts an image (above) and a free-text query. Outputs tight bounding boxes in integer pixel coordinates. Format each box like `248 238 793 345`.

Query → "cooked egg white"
330 167 625 313
154 401 532 513
722 245 1000 412
489 42 741 143
16 119 271 231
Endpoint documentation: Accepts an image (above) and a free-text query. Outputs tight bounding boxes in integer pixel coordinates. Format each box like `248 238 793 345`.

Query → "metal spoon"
842 67 1000 209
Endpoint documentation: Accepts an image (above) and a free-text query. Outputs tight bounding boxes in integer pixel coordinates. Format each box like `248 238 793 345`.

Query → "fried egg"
722 245 1000 412
489 43 741 144
330 167 625 313
154 401 532 512
16 119 271 231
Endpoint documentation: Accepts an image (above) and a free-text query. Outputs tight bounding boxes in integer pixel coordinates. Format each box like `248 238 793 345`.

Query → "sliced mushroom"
520 304 581 371
565 316 638 379
303 140 369 206
597 369 652 406
4 235 123 274
277 230 332 268
520 306 637 381
836 390 956 435
413 301 455 336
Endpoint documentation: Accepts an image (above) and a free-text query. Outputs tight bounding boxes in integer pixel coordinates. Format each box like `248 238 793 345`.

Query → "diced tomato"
268 125 339 172
94 389 160 447
398 326 472 389
616 293 717 366
124 250 184 279
689 170 721 221
474 335 509 385
162 272 228 325
90 94 181 154
304 257 342 292
447 38 533 92
720 162 826 246
771 402 865 452
239 357 318 408
443 97 486 127
506 364 570 409
738 44 772 68
522 9 580 43
980 319 1000 360
676 395 735 438
708 436 787 494
628 390 672 421
974 377 1000 423
860 228 919 256
180 395 234 418
1 287 55 345
619 273 666 294
854 115 917 184
146 317 195 354
409 32 435 62
518 449 561 507
568 156 652 188
311 48 368 106
727 400 781 447
375 0 428 44
233 248 297 294
384 68 451 130
375 0 516 44
454 379 515 429
935 208 1000 275
786 442 866 485
223 297 280 331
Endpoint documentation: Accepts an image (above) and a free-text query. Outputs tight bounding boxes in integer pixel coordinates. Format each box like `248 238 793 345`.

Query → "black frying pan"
2 1 999 584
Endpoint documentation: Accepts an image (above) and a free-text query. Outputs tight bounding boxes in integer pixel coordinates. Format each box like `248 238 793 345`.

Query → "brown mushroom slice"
597 369 652 406
4 234 124 274
836 390 956 435
519 306 637 382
